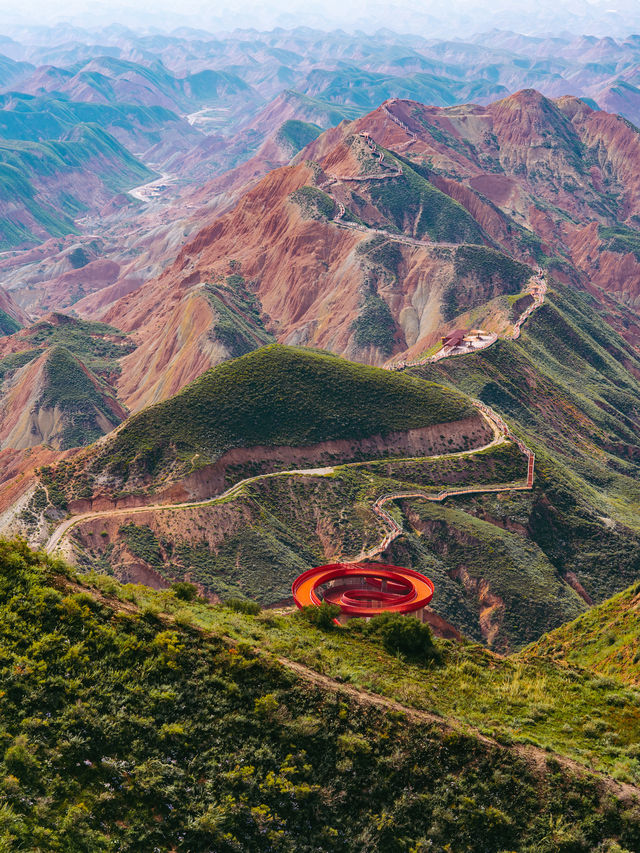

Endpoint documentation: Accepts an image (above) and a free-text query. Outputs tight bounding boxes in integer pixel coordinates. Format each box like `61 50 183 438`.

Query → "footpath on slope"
45 112 547 564
44 383 536 563
347 399 536 562
312 114 547 560
44 411 507 556
58 572 640 803
44 282 546 561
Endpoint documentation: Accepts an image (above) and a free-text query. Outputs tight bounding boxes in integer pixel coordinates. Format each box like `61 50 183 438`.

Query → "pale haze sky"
0 0 638 39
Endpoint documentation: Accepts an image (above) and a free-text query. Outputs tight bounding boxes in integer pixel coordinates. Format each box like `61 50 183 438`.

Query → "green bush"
379 614 436 659
171 581 198 602
225 597 261 615
297 602 341 630
349 612 438 661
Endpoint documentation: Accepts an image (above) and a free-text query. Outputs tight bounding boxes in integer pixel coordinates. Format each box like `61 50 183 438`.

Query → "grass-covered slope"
78 344 475 481
0 316 134 450
0 159 75 248
413 280 640 607
443 245 532 321
0 93 185 150
69 442 526 610
204 276 276 359
0 538 638 852
524 581 640 686
0 123 154 248
276 118 322 154
367 150 485 244
37 346 126 450
0 314 136 382
0 308 20 336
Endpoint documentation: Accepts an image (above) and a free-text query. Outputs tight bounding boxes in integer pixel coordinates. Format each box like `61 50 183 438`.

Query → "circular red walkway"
292 562 434 618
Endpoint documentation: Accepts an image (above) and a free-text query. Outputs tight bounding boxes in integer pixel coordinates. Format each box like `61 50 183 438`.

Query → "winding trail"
44 397 534 563
44 116 547 563
44 271 545 561
350 400 535 562
314 119 546 560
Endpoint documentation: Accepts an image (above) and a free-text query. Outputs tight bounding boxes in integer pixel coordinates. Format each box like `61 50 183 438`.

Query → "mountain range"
1 86 640 651
0 23 639 848
5 26 640 253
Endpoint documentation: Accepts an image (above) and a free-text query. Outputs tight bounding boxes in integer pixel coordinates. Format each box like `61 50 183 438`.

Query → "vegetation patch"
59 345 473 491
276 119 322 153
38 346 124 449
0 308 20 335
119 523 164 569
351 291 396 354
0 538 637 851
442 245 532 321
289 185 335 220
204 276 274 358
368 152 484 243
599 225 640 261
3 314 135 381
524 581 640 685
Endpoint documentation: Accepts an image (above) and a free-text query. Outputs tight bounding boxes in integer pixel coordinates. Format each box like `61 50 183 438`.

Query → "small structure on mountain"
292 562 434 624
442 328 490 351
442 329 467 348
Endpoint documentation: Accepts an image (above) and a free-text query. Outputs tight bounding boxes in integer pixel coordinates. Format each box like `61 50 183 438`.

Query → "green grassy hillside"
443 245 532 320
367 150 484 243
276 119 322 154
0 160 75 248
0 122 154 248
0 316 134 450
71 344 475 486
38 346 125 450
0 538 637 852
523 581 640 685
0 314 136 382
0 93 183 148
414 280 640 607
0 308 20 336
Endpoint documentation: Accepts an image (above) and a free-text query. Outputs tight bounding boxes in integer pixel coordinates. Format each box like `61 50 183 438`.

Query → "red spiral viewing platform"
292 562 434 621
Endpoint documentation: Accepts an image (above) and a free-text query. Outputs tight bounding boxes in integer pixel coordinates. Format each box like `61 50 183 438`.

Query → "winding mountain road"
43 395 534 563
44 118 547 564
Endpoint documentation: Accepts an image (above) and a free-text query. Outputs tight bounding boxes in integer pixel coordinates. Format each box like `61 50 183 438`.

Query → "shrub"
171 581 198 602
297 603 341 630
378 614 436 659
348 612 438 661
225 598 261 615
